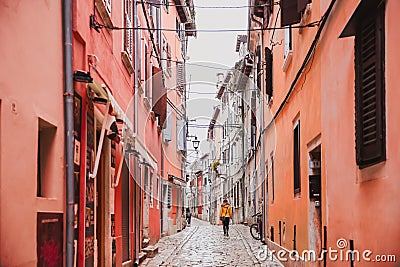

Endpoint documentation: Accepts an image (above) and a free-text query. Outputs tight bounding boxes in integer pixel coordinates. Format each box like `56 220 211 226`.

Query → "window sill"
282 51 293 72
121 51 134 75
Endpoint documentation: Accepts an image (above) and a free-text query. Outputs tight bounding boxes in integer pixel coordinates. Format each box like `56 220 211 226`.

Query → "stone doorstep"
142 245 159 258
138 252 147 264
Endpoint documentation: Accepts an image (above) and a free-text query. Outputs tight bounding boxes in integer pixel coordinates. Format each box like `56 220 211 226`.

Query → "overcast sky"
185 0 248 163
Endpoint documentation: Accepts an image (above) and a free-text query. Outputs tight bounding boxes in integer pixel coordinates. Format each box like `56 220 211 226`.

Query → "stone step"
138 251 147 263
142 245 159 258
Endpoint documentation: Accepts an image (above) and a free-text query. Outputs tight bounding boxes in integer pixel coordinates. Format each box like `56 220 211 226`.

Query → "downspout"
134 0 139 135
133 1 139 265
62 0 74 266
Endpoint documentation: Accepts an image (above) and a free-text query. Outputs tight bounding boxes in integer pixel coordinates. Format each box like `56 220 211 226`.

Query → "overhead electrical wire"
90 15 320 33
138 0 280 9
102 22 320 32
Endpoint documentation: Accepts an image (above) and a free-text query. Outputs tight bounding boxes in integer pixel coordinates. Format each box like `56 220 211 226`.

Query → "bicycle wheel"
250 223 261 240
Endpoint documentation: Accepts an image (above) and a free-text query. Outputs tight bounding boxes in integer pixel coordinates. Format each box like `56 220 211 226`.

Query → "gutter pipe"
62 0 74 266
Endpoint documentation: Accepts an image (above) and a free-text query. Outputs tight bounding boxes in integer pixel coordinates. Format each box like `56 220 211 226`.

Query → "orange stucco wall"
319 0 400 265
0 1 64 266
264 0 400 266
264 0 323 256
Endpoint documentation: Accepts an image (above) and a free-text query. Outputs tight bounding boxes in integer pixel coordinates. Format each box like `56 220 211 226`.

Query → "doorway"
95 129 106 267
308 144 322 265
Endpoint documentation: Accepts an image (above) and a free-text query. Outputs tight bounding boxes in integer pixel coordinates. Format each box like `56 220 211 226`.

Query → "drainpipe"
133 1 139 265
62 0 74 266
134 1 139 135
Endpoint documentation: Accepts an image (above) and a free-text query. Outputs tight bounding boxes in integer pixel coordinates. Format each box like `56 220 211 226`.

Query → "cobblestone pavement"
141 218 283 267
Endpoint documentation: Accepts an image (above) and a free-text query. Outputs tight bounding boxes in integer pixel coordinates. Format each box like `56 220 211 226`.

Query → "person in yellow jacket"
219 199 232 236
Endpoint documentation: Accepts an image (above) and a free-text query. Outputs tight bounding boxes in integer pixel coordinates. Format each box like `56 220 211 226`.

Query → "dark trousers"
222 217 230 234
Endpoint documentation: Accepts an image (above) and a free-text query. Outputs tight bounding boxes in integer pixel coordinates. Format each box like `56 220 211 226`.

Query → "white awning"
87 81 157 171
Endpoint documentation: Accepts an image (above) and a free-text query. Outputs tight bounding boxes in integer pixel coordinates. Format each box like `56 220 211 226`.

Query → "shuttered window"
256 45 262 91
293 121 301 194
124 0 133 60
121 161 131 262
355 4 385 169
265 47 273 100
281 0 301 27
176 62 184 93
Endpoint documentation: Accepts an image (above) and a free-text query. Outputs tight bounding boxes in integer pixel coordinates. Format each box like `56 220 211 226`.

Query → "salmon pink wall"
320 0 400 265
0 1 64 266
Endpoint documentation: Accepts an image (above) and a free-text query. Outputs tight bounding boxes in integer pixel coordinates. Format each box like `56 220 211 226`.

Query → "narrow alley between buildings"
141 218 283 267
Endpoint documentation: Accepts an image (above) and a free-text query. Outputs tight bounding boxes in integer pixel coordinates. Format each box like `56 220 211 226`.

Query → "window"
166 43 172 76
271 155 275 202
283 26 293 72
284 26 292 59
354 4 386 169
144 166 148 194
37 118 57 197
176 18 180 35
149 171 154 208
161 35 167 72
176 62 184 93
167 183 172 209
156 176 160 209
265 47 273 100
163 104 172 142
144 43 152 99
256 45 262 91
121 161 131 262
293 121 301 195
121 0 134 73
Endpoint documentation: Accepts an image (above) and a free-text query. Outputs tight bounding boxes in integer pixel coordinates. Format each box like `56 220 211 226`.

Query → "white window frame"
283 26 293 72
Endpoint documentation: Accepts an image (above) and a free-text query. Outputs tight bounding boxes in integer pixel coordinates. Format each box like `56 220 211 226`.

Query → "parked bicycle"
250 212 263 240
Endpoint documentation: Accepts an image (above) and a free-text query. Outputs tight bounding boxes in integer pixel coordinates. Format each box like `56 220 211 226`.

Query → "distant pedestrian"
186 208 191 225
219 199 232 236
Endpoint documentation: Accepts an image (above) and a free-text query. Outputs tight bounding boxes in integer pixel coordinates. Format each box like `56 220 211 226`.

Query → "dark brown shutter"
152 66 167 128
281 0 301 27
293 122 300 194
355 5 385 168
121 161 130 262
265 47 273 98
256 45 262 91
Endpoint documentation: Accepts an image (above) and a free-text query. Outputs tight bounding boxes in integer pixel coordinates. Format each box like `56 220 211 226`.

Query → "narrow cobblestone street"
141 219 283 267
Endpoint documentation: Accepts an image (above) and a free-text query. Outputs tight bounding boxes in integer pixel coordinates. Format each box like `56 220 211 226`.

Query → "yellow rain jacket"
219 203 232 218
